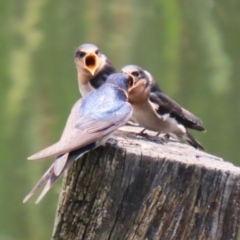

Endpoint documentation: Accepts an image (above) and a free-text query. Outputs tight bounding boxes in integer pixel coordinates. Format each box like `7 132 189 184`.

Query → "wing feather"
149 91 205 131
28 102 132 160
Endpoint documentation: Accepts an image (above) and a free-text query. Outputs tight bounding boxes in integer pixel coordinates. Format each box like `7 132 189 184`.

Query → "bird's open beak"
127 74 135 90
126 73 147 95
84 53 99 76
122 72 135 91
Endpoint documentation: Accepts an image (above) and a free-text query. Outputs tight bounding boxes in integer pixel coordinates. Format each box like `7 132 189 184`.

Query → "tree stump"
51 126 240 240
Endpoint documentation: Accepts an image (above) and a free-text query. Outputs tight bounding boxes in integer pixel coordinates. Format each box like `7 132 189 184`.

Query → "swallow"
122 65 205 150
23 73 133 204
74 43 116 96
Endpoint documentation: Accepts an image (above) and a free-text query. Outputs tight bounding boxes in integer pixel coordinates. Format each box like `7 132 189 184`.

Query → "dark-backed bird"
23 73 133 204
122 65 205 150
74 43 116 96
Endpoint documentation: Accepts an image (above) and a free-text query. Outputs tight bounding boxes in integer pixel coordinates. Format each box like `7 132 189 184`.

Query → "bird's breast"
132 101 184 134
79 82 95 97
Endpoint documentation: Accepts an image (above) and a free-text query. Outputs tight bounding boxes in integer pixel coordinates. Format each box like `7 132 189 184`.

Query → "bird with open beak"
122 65 205 150
23 73 134 204
74 43 116 96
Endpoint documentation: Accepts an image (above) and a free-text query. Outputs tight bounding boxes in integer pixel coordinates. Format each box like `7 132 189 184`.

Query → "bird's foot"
153 134 165 143
105 138 118 147
136 128 148 137
150 132 170 144
164 133 178 141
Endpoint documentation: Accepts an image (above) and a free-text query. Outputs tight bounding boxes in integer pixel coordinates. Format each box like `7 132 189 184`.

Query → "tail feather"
23 154 74 204
23 163 55 203
35 179 52 204
184 131 205 150
23 142 97 204
53 153 69 176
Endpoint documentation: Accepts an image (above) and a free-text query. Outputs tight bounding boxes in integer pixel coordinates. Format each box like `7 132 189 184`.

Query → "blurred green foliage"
0 0 240 239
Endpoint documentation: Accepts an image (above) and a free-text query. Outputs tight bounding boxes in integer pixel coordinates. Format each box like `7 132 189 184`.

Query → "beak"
122 72 135 90
84 53 99 75
127 74 135 90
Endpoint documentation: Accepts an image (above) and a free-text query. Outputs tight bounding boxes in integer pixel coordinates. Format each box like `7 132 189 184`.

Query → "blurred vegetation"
0 0 240 239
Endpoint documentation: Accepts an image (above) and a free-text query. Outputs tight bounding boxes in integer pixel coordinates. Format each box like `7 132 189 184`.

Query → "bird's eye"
131 71 140 77
75 51 86 58
95 50 100 55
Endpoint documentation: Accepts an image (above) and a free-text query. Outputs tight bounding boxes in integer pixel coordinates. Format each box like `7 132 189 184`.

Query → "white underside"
79 83 95 97
132 100 186 135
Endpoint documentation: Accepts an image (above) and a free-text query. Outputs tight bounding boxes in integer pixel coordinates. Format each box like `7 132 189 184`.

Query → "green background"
1 0 240 239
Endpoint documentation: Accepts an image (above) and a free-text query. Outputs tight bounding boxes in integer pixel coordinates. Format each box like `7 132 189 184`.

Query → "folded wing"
149 91 205 131
28 102 132 160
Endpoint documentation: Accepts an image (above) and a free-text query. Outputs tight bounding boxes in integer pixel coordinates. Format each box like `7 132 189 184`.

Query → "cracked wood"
51 125 240 240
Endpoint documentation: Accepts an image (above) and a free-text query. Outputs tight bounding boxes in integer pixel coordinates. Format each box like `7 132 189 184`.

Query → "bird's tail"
23 143 96 204
183 131 205 150
23 153 73 204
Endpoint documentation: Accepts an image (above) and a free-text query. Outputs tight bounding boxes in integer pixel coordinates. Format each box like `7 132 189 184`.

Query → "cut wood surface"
51 125 240 240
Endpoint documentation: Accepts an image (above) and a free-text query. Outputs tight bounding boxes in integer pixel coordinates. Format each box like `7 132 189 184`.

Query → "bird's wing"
60 99 82 140
149 91 205 131
28 102 132 160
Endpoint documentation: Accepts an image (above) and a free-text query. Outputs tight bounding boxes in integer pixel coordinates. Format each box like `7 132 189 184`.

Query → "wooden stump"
51 126 240 240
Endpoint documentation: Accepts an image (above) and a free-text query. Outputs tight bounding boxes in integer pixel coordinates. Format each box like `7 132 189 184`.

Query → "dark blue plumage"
24 73 132 203
79 74 129 121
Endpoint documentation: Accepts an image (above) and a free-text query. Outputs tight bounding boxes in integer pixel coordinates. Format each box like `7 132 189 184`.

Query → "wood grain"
52 126 240 240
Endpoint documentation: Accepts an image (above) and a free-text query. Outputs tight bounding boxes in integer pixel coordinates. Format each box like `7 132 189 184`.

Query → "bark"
51 126 240 240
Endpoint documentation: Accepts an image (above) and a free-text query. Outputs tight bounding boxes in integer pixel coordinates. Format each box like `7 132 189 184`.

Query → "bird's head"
105 73 134 94
74 43 105 79
121 65 150 105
